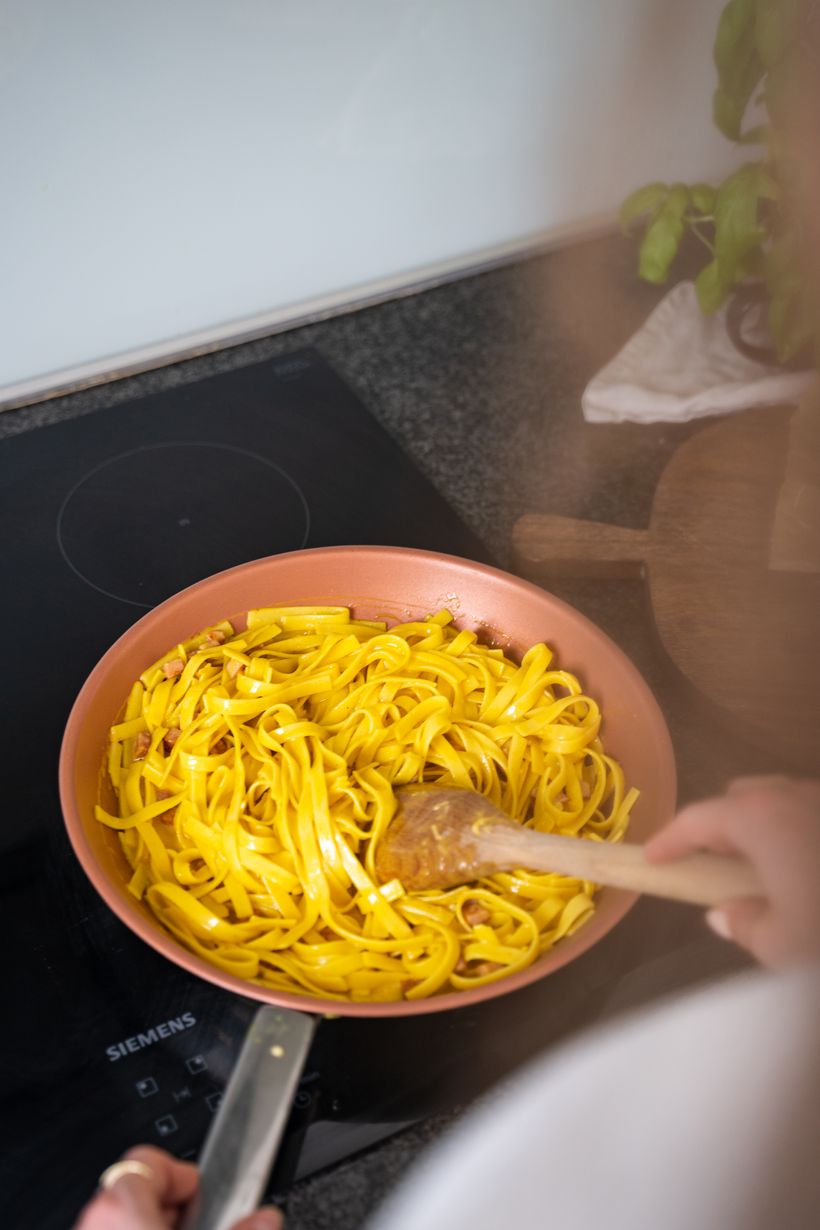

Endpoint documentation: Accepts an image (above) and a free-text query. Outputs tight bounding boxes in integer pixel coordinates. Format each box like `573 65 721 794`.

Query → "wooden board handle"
477 826 763 908
512 513 651 579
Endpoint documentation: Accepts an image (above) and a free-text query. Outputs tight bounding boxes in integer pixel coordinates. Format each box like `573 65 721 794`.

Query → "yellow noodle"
97 608 637 1002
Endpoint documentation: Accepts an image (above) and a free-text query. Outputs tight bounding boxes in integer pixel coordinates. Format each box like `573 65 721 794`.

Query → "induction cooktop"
0 349 607 1228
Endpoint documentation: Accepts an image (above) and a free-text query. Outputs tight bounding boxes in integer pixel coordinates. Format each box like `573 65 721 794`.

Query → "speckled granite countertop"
5 233 765 1229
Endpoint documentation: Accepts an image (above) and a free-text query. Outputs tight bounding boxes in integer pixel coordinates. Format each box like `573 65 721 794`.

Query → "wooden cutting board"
512 403 820 770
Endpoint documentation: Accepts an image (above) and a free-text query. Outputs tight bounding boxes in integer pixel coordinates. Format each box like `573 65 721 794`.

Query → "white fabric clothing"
369 966 820 1230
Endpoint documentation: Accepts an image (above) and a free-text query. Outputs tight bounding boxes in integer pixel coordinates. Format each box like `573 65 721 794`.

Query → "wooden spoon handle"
476 827 763 907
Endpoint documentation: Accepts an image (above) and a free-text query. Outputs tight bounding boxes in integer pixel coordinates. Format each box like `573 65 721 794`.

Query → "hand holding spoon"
376 786 763 907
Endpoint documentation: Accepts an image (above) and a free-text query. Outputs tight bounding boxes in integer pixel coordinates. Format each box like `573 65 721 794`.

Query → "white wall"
0 0 733 404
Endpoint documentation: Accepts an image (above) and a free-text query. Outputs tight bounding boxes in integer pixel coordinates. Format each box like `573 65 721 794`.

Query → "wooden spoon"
376 786 763 907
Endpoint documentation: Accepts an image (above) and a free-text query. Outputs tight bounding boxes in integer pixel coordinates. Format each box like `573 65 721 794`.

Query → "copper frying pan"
59 546 676 1228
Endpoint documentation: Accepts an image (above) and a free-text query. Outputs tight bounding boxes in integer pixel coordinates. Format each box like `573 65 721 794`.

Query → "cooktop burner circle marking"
56 441 311 608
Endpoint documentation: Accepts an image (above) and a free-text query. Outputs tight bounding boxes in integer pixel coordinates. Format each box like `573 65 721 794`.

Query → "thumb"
706 897 772 964
230 1207 284 1230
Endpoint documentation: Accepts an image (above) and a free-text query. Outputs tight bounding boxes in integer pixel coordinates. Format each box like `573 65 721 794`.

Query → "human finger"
706 897 776 966
121 1146 198 1208
75 1164 161 1230
644 796 742 863
74 1188 132 1230
726 775 795 797
727 776 820 804
79 1147 198 1229
230 1207 284 1230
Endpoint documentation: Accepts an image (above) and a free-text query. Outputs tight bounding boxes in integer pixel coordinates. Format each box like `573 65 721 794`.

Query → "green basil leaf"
736 249 766 280
689 183 717 214
713 0 764 140
713 89 742 141
754 0 795 70
712 163 771 280
666 183 690 217
618 182 669 233
714 0 756 65
695 259 732 312
768 283 813 361
638 206 685 283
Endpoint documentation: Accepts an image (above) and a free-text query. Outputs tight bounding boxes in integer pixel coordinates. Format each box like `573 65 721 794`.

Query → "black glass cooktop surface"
0 349 612 1228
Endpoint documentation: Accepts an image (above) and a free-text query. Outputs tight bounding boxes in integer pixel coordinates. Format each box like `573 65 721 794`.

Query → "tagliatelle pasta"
96 607 637 1002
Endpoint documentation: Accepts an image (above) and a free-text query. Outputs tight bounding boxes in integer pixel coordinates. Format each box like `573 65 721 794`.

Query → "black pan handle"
180 1005 317 1230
